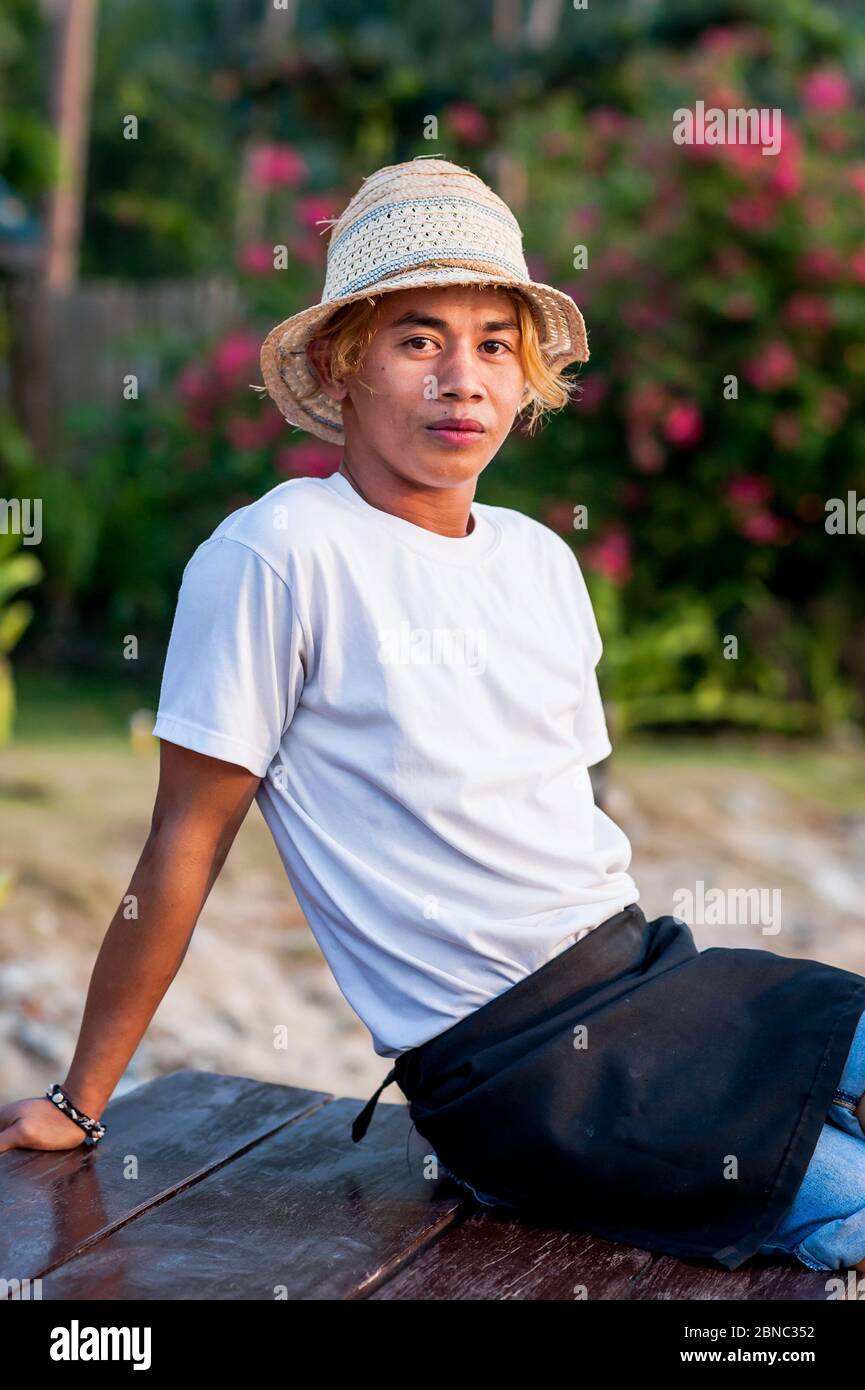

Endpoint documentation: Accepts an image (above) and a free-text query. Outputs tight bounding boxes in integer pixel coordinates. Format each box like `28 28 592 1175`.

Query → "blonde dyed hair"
302 284 581 433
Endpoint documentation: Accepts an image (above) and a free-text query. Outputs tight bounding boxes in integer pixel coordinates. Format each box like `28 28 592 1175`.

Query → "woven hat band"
340 257 528 300
322 194 528 301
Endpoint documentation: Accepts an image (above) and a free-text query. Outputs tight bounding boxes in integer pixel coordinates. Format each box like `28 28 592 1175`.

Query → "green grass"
615 732 865 814
9 670 162 744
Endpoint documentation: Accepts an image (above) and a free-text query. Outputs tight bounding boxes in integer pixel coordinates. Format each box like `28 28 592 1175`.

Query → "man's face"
312 285 527 488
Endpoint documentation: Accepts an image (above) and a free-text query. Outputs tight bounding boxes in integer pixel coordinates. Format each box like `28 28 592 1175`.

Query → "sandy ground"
1 737 864 1120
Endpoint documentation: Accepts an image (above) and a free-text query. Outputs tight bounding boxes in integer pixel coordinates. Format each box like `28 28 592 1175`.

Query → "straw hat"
255 157 589 446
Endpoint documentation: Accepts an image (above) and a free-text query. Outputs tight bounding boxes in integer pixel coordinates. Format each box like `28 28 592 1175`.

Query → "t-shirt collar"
318 469 501 566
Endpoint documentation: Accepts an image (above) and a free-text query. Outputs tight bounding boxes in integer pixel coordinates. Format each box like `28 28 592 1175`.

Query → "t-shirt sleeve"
151 536 306 777
576 661 613 767
565 547 614 768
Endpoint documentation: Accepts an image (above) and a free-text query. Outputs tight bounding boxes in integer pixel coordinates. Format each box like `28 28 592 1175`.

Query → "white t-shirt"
152 470 640 1057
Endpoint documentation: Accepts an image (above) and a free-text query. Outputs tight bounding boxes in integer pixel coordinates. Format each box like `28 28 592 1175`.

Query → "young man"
3 158 865 1276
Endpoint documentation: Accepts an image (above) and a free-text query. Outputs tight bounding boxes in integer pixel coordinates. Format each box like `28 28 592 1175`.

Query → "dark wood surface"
0 1070 837 1300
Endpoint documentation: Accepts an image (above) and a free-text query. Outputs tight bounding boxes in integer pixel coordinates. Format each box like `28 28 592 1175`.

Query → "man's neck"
338 456 476 538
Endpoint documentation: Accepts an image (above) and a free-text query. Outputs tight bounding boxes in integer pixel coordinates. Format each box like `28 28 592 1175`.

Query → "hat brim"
257 266 590 446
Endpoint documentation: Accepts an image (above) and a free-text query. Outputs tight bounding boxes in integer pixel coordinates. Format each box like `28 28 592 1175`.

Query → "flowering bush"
490 22 865 731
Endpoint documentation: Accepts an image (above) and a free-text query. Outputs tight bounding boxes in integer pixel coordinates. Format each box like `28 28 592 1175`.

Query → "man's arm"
0 740 262 1151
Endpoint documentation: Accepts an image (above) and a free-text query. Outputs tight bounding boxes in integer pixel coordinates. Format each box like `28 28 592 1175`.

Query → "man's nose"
437 342 485 398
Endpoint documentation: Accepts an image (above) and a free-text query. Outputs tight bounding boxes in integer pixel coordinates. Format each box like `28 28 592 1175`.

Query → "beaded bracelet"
45 1083 107 1147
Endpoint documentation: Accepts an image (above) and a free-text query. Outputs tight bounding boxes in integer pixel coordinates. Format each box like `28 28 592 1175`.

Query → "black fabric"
351 1065 397 1142
381 903 865 1270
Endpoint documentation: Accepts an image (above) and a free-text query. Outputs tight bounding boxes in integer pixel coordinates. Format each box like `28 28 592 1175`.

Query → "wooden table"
0 1070 840 1300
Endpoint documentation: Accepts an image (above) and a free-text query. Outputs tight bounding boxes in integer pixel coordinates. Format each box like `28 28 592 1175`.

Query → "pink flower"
797 246 844 281
597 247 640 278
713 110 793 176
176 363 213 406
817 387 849 431
249 142 307 190
570 203 602 235
722 142 766 177
445 102 490 144
226 416 265 450
213 330 261 384
851 248 865 284
582 525 632 585
238 241 276 275
562 280 592 311
627 380 667 424
276 442 341 477
770 162 803 198
801 66 851 113
255 407 288 446
738 510 785 543
587 107 629 140
727 194 777 233
295 195 340 232
781 293 832 332
622 300 671 333
544 501 576 534
743 341 797 392
725 474 773 507
225 410 290 451
698 25 753 55
627 429 666 474
662 401 702 448
290 233 326 266
698 27 736 53
774 121 802 160
847 165 865 198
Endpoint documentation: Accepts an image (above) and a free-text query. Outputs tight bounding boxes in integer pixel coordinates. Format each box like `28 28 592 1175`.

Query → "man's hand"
0 1097 89 1153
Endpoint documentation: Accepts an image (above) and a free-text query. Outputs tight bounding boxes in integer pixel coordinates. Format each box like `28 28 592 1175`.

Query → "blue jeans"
757 1006 865 1271
438 1008 865 1271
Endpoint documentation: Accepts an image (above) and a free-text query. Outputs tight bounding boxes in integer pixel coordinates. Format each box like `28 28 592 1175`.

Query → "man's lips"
426 419 486 434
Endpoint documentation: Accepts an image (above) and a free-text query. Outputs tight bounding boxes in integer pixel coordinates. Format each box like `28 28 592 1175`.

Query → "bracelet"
45 1083 107 1148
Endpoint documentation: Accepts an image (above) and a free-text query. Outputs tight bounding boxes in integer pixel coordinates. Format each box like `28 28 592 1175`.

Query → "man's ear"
306 337 350 402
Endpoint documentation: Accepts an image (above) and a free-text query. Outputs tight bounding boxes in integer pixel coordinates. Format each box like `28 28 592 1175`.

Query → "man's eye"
481 340 510 354
404 336 435 350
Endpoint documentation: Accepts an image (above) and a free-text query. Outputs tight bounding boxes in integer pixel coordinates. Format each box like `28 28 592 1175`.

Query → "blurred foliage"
0 487 43 742
1 0 864 735
0 0 56 201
